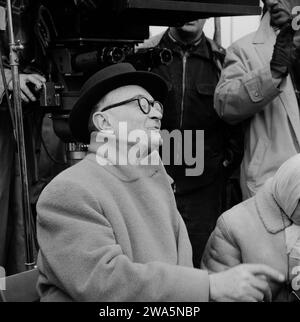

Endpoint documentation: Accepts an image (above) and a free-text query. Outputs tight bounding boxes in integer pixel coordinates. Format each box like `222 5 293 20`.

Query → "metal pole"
6 0 36 270
230 16 234 45
214 17 222 47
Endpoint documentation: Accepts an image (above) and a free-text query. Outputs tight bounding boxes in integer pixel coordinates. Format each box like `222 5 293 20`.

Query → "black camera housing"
35 0 261 143
43 0 261 44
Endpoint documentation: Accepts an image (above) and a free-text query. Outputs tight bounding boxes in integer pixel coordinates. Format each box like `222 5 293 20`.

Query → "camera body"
30 0 261 143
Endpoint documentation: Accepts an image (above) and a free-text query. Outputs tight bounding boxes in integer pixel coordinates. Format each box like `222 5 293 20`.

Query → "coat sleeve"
214 44 282 125
176 215 196 265
201 215 242 273
37 178 209 302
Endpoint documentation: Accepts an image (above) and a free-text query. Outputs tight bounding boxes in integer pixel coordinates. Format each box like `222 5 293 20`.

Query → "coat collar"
86 131 171 183
86 152 163 182
255 179 292 234
252 12 276 67
252 12 276 45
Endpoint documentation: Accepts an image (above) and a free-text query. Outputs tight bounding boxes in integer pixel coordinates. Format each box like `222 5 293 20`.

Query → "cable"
0 38 16 138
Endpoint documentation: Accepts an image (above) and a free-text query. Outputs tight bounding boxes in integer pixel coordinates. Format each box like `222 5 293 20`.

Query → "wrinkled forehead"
104 85 153 106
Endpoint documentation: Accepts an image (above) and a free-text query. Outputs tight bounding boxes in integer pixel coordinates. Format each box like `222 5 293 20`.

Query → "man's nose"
148 106 162 120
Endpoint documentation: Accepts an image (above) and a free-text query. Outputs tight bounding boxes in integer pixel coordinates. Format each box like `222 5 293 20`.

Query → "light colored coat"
36 147 209 302
201 154 300 302
214 12 300 199
201 195 289 301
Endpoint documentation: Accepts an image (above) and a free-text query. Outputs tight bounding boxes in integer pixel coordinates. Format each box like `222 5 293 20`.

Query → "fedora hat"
69 63 169 143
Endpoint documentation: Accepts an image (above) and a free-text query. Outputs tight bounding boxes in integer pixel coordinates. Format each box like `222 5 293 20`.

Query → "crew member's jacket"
139 31 243 194
214 12 300 199
36 132 210 301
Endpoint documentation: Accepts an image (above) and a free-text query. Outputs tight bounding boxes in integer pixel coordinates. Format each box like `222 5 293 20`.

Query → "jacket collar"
252 12 276 45
164 30 210 59
138 30 225 72
255 179 292 234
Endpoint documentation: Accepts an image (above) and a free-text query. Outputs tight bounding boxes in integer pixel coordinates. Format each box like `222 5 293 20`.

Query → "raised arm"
214 44 281 125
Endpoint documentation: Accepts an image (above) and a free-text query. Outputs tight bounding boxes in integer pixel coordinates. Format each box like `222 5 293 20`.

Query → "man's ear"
92 112 113 132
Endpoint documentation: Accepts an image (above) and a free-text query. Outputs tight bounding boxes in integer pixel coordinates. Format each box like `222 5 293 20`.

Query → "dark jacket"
141 31 243 194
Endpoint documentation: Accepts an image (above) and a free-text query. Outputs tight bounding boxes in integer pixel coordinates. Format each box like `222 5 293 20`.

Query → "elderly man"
36 63 284 302
215 0 300 200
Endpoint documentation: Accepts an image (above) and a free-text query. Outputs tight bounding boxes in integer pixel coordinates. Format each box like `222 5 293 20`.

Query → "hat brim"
69 71 168 143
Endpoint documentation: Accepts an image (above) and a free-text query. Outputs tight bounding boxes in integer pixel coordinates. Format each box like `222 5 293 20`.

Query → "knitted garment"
36 131 209 301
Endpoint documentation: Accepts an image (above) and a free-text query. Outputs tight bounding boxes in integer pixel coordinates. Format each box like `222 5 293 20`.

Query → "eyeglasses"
101 95 164 115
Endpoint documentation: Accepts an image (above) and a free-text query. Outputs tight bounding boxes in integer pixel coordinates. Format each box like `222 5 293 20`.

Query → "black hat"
69 63 169 143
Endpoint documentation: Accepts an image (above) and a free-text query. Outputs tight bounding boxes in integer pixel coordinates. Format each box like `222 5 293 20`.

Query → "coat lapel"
279 79 300 146
253 13 300 146
252 13 275 65
255 179 292 234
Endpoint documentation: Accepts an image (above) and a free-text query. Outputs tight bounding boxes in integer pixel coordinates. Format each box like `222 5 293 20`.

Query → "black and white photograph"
0 0 299 313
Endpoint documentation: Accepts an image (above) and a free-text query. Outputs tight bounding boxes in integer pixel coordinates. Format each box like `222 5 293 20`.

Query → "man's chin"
147 130 162 150
179 25 197 34
271 15 291 27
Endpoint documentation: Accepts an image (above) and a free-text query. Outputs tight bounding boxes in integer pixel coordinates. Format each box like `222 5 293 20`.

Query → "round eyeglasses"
100 95 164 115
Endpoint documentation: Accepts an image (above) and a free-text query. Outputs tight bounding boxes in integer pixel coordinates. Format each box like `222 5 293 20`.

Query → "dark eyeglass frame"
100 95 164 115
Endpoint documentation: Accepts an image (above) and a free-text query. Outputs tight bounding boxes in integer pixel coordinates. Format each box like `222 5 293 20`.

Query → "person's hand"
270 23 297 79
209 264 285 302
8 73 46 103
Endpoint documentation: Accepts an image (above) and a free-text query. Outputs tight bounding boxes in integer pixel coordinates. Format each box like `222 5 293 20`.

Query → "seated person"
202 154 300 302
36 63 284 302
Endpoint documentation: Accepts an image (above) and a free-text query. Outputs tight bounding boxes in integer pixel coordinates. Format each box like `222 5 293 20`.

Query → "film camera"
20 0 260 161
